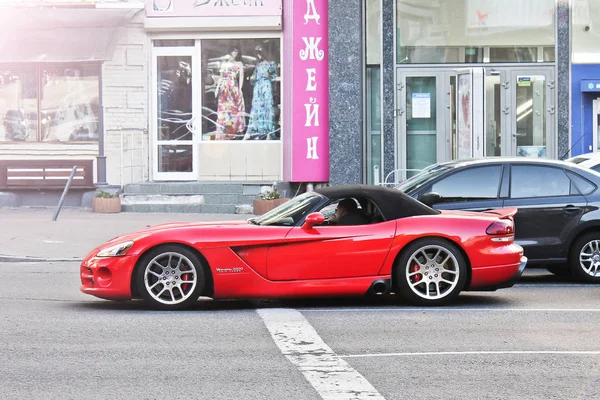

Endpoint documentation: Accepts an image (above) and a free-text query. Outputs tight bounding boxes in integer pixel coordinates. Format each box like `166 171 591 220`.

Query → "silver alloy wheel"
405 245 460 300
579 240 600 277
143 252 198 305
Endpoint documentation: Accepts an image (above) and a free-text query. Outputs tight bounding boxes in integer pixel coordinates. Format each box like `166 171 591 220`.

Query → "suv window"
430 165 502 199
510 166 573 198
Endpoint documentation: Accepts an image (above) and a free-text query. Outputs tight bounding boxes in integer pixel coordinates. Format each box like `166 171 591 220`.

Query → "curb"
0 255 82 263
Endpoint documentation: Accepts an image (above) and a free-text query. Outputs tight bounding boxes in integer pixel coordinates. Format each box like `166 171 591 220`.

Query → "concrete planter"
252 198 290 215
92 197 122 213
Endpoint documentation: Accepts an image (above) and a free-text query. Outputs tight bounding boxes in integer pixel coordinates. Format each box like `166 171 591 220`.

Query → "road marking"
341 350 600 358
257 308 386 400
298 308 600 312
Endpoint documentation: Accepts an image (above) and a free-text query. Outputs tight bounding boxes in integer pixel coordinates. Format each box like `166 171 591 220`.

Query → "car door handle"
564 205 581 213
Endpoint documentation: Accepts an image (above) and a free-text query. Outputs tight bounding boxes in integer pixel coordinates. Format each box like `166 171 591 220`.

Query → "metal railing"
380 168 423 187
119 127 149 189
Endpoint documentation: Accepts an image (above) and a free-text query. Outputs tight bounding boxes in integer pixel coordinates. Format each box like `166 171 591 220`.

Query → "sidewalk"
0 207 248 261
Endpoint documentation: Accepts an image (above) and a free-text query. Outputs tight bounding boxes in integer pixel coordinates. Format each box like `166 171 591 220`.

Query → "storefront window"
572 0 600 63
0 67 38 142
396 0 555 64
41 65 100 142
0 64 100 142
201 38 281 141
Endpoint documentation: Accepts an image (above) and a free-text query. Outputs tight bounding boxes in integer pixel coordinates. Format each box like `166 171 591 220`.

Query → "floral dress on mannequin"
245 60 278 140
215 60 246 140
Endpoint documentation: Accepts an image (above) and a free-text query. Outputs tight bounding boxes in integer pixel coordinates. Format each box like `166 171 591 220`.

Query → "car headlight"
96 241 134 257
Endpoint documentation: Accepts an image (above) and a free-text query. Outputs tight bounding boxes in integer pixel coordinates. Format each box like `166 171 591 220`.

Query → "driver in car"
329 198 370 226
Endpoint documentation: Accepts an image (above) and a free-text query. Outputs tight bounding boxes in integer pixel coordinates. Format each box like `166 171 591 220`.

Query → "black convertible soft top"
314 184 439 221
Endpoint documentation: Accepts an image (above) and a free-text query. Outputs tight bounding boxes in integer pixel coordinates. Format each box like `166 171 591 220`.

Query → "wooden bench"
0 160 95 190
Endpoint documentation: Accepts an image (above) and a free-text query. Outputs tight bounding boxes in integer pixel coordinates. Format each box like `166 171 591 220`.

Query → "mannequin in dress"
244 45 278 140
215 46 246 140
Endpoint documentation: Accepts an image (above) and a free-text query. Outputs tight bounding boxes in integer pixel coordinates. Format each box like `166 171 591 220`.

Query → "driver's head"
336 198 357 219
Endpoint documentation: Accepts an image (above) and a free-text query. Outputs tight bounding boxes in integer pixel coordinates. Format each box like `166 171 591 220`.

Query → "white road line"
341 350 600 358
257 308 386 400
298 308 600 312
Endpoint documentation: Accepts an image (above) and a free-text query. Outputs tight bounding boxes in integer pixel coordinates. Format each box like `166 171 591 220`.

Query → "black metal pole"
96 64 107 186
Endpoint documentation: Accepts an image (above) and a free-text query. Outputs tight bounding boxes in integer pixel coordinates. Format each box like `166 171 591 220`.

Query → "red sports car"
80 185 527 310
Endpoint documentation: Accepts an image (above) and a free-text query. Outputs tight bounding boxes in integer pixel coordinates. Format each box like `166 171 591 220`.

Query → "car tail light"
486 220 514 236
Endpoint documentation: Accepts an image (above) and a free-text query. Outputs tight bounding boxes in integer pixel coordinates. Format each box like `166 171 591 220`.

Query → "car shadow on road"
68 291 513 312
67 268 587 313
518 266 587 284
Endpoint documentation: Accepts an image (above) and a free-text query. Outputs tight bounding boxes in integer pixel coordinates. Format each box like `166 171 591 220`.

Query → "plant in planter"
92 189 122 213
253 184 290 215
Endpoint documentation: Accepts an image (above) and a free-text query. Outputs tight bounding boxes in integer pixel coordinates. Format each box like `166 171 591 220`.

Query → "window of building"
396 0 556 64
430 165 502 198
0 64 100 142
200 38 281 141
572 0 600 63
365 0 382 185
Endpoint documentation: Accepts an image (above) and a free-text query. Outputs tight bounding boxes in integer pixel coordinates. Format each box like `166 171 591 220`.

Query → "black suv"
396 157 600 283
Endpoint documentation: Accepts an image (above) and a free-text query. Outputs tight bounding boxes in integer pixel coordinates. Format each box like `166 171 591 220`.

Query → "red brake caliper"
410 264 422 283
181 265 191 293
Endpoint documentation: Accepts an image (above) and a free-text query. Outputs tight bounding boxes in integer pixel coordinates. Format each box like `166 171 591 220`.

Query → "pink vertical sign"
290 0 329 182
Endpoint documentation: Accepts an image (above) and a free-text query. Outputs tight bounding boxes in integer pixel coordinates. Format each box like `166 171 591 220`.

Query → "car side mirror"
418 192 442 207
303 212 325 230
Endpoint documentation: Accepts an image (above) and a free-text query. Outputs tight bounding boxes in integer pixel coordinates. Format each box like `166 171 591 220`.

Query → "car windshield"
250 191 324 226
394 164 455 193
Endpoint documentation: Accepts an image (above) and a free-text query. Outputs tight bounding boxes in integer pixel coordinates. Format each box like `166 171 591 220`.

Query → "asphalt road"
1 263 599 400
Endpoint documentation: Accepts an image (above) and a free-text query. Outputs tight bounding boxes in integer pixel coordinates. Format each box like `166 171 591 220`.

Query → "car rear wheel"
569 233 600 283
135 245 206 310
395 238 467 306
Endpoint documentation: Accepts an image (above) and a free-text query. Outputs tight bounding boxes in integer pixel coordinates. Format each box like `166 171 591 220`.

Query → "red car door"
266 220 397 281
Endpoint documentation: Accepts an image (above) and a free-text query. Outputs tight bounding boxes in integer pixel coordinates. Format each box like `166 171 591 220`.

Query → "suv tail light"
486 220 514 236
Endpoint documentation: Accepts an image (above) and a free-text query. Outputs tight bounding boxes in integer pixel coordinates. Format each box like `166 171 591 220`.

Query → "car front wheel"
135 245 206 310
395 238 467 306
569 233 600 283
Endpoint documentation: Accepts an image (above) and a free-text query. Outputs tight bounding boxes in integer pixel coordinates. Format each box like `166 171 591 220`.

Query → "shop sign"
146 0 282 17
517 77 532 87
291 0 329 182
581 80 600 92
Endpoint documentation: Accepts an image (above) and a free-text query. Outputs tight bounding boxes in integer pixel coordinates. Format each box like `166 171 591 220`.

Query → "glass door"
396 70 447 180
152 46 198 181
593 98 600 153
366 66 382 185
509 68 555 158
484 69 507 157
454 68 485 160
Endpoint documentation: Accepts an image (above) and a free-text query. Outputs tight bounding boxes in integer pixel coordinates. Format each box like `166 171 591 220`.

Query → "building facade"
570 0 600 156
0 0 596 207
0 0 330 206
330 0 573 186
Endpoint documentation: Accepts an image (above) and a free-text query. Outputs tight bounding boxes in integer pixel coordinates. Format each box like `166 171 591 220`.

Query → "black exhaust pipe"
368 279 391 295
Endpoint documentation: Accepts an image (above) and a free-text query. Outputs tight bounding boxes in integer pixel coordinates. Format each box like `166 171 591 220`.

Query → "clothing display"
215 61 246 140
245 59 278 140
